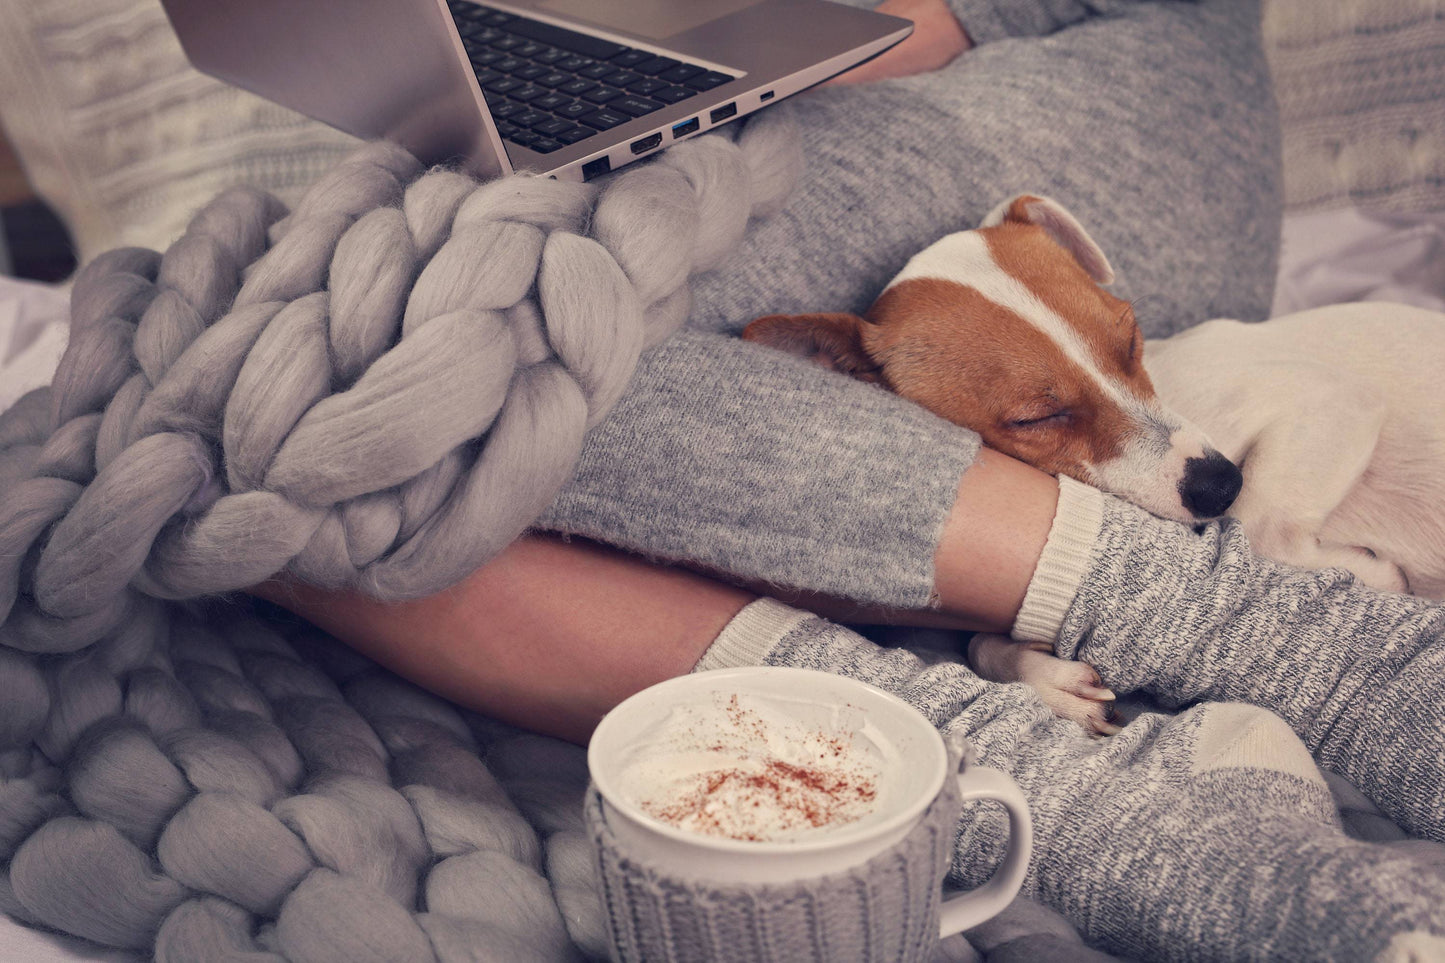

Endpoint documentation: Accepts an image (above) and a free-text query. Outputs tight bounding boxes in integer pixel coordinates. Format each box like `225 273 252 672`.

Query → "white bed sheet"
1272 208 1445 316
0 924 137 963
0 275 69 414
1 205 1443 963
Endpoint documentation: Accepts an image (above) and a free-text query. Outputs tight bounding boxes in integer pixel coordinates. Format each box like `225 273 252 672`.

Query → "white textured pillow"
0 0 359 263
1264 0 1445 214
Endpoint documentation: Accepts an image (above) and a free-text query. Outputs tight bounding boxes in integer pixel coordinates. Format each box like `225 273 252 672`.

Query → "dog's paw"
968 635 1122 736
1254 528 1414 596
1357 560 1410 595
1317 543 1411 595
1014 644 1123 736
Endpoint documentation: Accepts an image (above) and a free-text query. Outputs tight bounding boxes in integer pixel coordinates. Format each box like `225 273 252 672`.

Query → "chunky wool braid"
0 114 802 652
0 600 606 961
0 116 803 958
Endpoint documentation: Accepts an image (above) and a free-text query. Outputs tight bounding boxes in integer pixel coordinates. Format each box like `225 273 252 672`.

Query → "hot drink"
613 692 890 842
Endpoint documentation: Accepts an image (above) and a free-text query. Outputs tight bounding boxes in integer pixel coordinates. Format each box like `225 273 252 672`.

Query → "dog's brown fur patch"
860 277 1136 478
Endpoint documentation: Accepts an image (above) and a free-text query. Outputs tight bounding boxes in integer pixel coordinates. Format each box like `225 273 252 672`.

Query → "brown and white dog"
744 194 1445 732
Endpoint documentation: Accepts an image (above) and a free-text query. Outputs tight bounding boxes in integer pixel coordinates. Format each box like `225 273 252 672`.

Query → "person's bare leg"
256 535 755 744
256 448 1063 744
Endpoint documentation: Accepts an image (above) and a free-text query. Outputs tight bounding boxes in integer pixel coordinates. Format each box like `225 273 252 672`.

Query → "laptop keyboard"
446 1 736 155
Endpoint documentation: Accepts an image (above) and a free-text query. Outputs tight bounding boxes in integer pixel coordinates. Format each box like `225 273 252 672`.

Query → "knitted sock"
697 599 1445 962
1039 485 1445 843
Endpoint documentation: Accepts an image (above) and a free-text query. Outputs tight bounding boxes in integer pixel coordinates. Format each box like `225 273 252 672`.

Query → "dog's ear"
980 194 1115 285
742 313 882 383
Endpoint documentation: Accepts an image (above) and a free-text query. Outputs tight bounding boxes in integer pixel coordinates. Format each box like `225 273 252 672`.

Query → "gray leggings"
538 0 1280 604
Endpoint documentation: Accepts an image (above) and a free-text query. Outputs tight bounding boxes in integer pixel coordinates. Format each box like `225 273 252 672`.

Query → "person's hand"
825 0 972 86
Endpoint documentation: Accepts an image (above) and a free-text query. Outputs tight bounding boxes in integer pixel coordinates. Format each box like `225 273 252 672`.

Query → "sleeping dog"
744 194 1445 731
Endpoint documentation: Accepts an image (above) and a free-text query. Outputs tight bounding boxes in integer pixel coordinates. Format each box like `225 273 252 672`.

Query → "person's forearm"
830 0 1169 87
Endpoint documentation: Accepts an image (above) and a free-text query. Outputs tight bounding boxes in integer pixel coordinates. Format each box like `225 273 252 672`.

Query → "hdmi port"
631 133 663 154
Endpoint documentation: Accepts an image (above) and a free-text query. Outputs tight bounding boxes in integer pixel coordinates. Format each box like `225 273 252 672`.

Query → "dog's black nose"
1179 452 1243 519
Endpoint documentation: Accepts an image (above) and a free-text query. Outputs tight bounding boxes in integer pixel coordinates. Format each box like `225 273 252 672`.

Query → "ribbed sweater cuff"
1011 475 1105 644
945 0 1017 45
691 597 815 672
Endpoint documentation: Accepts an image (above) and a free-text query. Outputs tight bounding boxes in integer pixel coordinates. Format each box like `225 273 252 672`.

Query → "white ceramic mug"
588 666 1033 940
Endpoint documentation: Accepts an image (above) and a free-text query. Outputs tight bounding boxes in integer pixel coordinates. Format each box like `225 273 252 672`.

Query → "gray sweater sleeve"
827 0 1188 46
537 330 981 609
947 0 1196 44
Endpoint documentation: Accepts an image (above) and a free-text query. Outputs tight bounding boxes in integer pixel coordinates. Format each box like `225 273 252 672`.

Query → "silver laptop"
159 0 911 182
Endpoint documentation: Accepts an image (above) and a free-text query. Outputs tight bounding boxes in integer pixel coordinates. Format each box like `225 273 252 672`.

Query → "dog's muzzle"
1179 451 1243 519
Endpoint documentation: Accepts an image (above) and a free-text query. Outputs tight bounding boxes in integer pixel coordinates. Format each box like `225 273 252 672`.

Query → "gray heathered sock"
1054 497 1445 843
708 605 1445 962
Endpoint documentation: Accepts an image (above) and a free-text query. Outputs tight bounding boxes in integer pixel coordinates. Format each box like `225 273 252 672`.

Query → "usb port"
582 156 611 181
759 90 774 102
709 103 737 124
630 132 663 155
672 117 701 138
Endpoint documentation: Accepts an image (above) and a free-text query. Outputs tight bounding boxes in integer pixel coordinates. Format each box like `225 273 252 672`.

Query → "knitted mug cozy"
0 115 804 959
586 756 963 963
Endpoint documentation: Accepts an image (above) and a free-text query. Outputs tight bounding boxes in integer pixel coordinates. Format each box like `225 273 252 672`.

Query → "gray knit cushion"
0 0 358 263
1263 0 1445 213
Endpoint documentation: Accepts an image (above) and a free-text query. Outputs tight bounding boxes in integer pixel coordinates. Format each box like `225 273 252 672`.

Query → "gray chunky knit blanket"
0 122 808 959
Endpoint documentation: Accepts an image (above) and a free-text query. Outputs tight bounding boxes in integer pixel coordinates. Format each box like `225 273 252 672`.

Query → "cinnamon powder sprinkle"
640 695 880 842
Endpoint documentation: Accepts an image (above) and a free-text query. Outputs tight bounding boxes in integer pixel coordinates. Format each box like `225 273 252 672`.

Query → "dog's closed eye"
1008 409 1071 429
1122 326 1144 369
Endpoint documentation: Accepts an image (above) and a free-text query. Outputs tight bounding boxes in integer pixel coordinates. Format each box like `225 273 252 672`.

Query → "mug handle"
937 764 1033 937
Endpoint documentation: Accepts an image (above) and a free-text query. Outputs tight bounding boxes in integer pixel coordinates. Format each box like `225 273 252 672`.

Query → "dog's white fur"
1145 305 1445 597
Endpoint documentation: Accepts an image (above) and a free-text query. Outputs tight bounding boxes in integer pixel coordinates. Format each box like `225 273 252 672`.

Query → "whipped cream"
614 691 891 843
